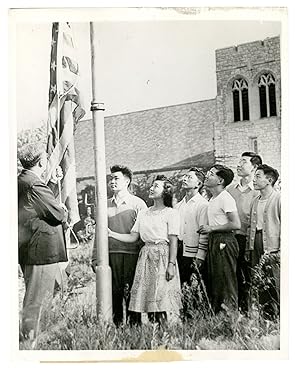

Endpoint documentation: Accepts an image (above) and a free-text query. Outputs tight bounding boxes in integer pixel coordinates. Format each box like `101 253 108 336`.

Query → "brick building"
214 36 281 170
74 36 281 190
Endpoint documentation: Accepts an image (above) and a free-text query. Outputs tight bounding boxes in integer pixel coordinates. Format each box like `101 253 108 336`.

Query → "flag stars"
50 61 57 71
50 85 57 94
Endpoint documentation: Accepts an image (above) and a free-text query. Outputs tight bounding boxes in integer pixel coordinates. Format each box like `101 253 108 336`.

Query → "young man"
227 152 262 313
18 143 68 341
175 167 208 285
199 165 241 313
92 165 147 326
248 164 280 319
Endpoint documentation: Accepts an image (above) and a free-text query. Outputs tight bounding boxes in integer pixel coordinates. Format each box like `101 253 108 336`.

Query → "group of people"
17 141 281 341
91 153 280 326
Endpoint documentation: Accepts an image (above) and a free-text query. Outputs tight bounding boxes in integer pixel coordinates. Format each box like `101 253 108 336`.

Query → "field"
19 241 280 350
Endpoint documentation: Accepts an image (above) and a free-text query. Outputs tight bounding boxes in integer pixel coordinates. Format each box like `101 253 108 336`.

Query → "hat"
18 142 46 169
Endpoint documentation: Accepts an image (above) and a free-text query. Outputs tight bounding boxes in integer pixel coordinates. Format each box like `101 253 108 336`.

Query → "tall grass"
19 241 280 350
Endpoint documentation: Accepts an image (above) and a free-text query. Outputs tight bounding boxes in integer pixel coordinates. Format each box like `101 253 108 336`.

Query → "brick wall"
75 99 217 178
218 117 281 171
214 36 281 174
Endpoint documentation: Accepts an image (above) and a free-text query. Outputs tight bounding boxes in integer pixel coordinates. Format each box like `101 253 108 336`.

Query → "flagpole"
89 22 112 321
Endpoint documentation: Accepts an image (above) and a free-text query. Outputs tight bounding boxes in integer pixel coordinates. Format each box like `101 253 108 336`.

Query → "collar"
25 169 44 183
183 192 201 203
112 190 131 206
235 180 254 191
258 188 276 201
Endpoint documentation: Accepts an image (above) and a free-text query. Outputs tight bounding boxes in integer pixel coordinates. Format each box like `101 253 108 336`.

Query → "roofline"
132 163 212 175
215 35 280 53
78 98 216 124
76 161 213 182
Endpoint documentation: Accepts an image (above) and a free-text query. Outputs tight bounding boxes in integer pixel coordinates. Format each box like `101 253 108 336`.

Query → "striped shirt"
92 192 147 262
107 192 147 254
175 193 209 260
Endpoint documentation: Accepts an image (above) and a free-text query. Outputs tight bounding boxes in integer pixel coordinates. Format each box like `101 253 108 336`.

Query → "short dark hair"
18 143 45 169
110 165 133 185
154 174 174 208
188 167 205 190
256 164 279 186
242 152 262 167
212 164 234 188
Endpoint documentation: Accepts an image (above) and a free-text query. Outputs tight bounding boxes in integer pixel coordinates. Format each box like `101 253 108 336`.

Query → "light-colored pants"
21 263 64 339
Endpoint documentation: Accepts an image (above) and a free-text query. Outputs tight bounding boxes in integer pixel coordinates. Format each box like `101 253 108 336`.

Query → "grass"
19 240 280 350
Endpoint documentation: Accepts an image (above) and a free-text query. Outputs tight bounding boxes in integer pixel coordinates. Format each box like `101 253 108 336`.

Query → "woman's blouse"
131 207 180 243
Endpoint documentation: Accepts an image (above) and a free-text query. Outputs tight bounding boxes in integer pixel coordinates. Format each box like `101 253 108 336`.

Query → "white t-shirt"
131 207 180 243
207 190 237 227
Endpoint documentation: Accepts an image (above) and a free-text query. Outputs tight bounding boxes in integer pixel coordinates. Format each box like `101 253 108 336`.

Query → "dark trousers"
177 241 194 285
206 232 239 313
235 234 252 313
177 241 197 320
109 253 141 326
252 231 280 320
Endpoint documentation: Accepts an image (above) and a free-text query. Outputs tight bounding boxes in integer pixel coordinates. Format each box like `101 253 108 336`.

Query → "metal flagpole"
89 22 112 320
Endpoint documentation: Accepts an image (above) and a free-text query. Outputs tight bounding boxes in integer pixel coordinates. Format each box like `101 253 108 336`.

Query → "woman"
108 175 182 325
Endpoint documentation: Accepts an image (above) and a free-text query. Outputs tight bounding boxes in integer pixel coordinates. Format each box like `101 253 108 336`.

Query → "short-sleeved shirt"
92 191 147 258
227 181 259 235
175 193 209 260
207 190 237 227
131 207 180 243
107 192 147 254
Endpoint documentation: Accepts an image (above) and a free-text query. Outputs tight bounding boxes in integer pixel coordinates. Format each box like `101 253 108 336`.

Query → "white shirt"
236 180 254 192
131 207 180 243
175 193 209 260
112 189 131 208
208 190 237 226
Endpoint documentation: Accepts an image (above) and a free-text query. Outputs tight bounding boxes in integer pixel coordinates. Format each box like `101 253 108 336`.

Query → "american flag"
45 22 85 226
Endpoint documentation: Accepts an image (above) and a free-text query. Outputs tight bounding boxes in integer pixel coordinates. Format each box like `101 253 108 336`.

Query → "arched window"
232 78 249 122
258 73 277 118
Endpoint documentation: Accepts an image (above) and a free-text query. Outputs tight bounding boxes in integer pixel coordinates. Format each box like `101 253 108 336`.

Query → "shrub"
19 240 280 351
251 253 280 320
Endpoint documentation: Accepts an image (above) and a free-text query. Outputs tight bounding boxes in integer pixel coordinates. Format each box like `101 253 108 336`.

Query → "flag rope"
57 95 62 204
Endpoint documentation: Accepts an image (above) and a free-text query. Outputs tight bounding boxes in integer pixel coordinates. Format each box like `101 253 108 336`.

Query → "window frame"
258 73 277 118
232 78 250 122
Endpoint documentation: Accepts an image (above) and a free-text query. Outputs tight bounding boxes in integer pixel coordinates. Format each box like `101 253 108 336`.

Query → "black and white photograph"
8 5 290 362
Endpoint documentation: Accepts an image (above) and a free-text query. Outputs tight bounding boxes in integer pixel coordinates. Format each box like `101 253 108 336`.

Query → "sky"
14 12 282 132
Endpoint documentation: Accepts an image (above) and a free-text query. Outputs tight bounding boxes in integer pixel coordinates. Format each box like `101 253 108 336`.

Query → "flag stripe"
46 101 74 182
46 22 85 226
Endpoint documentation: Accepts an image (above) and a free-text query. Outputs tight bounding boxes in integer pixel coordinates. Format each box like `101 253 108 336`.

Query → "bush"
80 170 211 210
251 253 280 320
19 240 280 351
